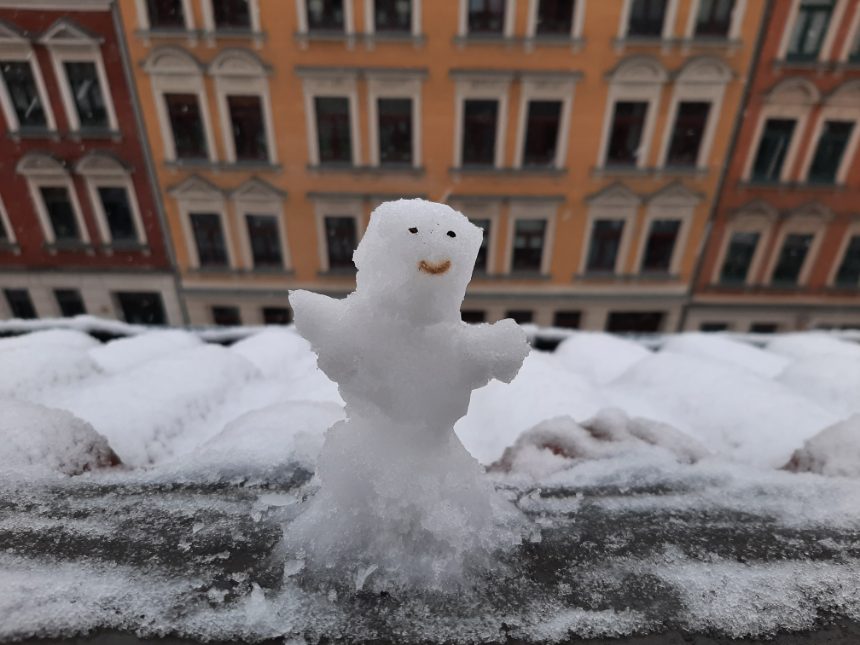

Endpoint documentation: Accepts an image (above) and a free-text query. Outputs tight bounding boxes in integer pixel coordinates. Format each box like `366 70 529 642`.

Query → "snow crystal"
785 414 860 478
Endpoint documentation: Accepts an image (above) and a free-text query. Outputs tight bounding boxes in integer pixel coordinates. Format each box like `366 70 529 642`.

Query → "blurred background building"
0 0 858 332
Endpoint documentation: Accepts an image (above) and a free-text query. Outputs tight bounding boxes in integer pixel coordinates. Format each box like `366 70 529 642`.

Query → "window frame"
201 0 262 34
764 207 829 287
135 0 195 31
711 204 776 286
683 0 746 40
16 155 89 246
367 73 423 168
828 222 860 286
504 200 556 275
458 0 516 38
170 176 237 270
525 0 587 42
0 51 56 134
799 106 860 185
76 154 147 248
618 0 679 40
777 0 846 63
448 199 501 275
231 178 291 271
452 73 512 168
295 0 355 36
581 183 640 275
743 91 813 183
365 0 422 37
312 196 364 272
300 72 361 167
632 185 697 276
514 75 576 169
0 193 17 248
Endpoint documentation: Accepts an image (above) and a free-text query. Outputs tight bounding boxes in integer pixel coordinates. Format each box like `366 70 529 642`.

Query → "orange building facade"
689 0 860 332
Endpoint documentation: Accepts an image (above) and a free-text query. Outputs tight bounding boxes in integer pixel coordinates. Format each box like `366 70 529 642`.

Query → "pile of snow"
661 332 790 377
553 332 650 384
785 414 860 478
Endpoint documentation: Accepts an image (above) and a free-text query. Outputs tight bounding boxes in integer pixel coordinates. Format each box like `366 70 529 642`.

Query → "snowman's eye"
409 227 418 234
447 231 456 238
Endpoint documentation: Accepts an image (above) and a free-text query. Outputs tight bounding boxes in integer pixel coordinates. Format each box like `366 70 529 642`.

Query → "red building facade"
689 0 860 332
0 0 181 324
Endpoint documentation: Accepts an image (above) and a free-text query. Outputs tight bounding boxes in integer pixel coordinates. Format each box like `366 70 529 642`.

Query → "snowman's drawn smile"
418 259 452 275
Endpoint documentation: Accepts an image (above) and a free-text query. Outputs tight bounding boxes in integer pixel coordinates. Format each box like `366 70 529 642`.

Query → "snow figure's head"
354 199 482 323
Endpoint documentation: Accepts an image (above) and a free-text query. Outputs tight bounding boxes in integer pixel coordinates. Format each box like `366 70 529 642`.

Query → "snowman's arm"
461 318 530 384
288 290 344 349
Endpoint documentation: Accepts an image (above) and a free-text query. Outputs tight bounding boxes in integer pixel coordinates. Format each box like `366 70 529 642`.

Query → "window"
0 213 7 241
695 0 734 37
719 231 759 284
511 219 546 272
165 94 208 159
213 0 251 29
750 322 778 334
324 216 357 269
0 61 47 129
471 218 490 272
461 310 486 323
375 0 412 32
116 291 167 325
807 120 854 184
146 0 186 29
307 0 345 31
315 97 352 164
536 0 575 35
627 0 667 37
54 289 86 317
263 306 292 325
607 101 647 166
641 219 680 273
468 0 506 34
60 62 109 130
461 99 498 166
97 187 138 243
4 289 36 319
606 311 664 333
751 119 796 182
377 98 412 165
246 214 283 268
700 322 729 332
553 310 581 328
787 0 834 61
771 233 813 285
522 100 562 167
586 219 624 272
40 187 80 242
212 305 241 326
228 95 268 162
190 213 229 267
665 102 710 167
835 235 860 286
507 310 534 324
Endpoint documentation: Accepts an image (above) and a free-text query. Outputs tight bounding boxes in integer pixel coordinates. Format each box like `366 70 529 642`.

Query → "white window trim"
0 50 57 132
798 106 860 184
580 202 637 275
301 73 361 166
0 193 16 246
47 45 118 133
214 76 277 165
366 73 422 168
135 0 195 30
201 0 262 32
684 0 747 39
449 200 501 274
839 1 860 61
657 79 727 169
84 176 147 247
312 197 365 272
742 105 810 182
26 176 90 245
778 0 847 62
177 198 237 269
633 204 693 275
514 76 576 169
765 219 826 287
618 0 679 39
525 0 586 39
295 0 355 34
149 71 218 163
365 0 422 36
827 221 860 285
234 197 292 272
599 86 662 169
711 211 775 285
458 0 516 37
504 201 556 275
453 75 512 168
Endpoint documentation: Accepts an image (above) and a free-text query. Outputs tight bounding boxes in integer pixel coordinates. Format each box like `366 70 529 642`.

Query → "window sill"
450 166 567 176
7 128 59 140
69 128 121 141
136 28 202 39
774 57 828 71
308 164 425 175
318 267 357 277
187 266 235 275
44 241 95 254
295 30 355 44
0 241 20 254
165 160 282 172
526 35 586 47
235 267 295 276
592 165 709 178
207 29 266 40
361 32 426 46
574 272 681 282
100 242 150 254
453 34 516 46
504 271 551 280
613 36 671 47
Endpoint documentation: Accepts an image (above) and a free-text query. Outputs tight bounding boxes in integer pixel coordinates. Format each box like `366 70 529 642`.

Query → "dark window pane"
228 95 268 161
808 120 853 184
315 97 352 164
512 218 546 271
462 99 498 166
628 0 667 36
378 98 412 165
606 311 664 333
700 322 729 332
212 305 241 326
461 310 486 323
54 289 86 317
64 62 108 129
835 235 860 286
213 0 251 28
751 119 795 182
553 310 581 328
4 289 37 319
750 322 778 334
165 94 208 159
307 0 345 31
98 187 137 242
375 0 411 32
263 306 292 325
641 219 680 272
0 213 7 240
607 101 647 166
40 187 80 242
246 214 283 267
695 0 734 36
468 0 506 34
324 216 357 268
666 101 710 167
787 0 834 61
523 100 562 167
146 0 185 28
0 61 46 128
471 218 490 272
190 212 229 267
116 291 166 325
507 310 533 324
772 233 813 285
536 0 575 35
720 231 759 284
587 219 624 272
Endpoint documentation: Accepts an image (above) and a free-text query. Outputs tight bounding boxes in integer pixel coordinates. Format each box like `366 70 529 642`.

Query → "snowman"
287 199 531 591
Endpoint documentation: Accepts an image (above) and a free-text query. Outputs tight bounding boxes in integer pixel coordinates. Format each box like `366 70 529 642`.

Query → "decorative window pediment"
826 80 860 107
766 78 820 106
168 175 225 200
16 153 67 177
0 20 28 46
675 56 733 85
74 152 130 177
607 55 669 85
143 46 203 75
38 19 102 47
230 177 286 202
784 201 835 224
209 48 271 77
646 181 703 206
728 200 779 225
586 182 642 206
